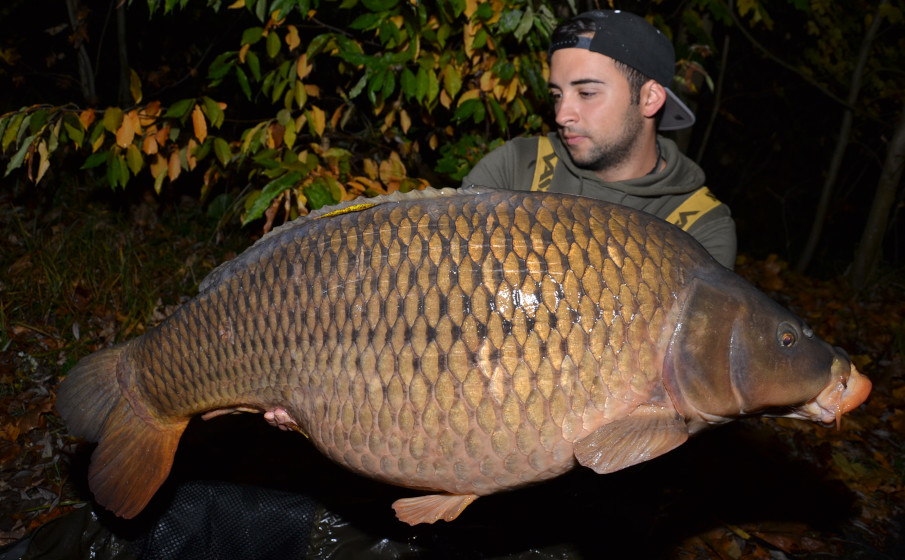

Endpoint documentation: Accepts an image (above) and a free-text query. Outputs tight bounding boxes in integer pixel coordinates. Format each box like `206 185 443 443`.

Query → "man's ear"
640 80 667 118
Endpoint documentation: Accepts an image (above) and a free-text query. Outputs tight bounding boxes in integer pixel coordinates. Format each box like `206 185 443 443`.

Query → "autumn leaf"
308 106 326 136
167 150 181 181
35 139 51 183
192 104 208 143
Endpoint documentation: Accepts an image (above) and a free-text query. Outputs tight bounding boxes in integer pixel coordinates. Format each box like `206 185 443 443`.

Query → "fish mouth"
787 362 872 428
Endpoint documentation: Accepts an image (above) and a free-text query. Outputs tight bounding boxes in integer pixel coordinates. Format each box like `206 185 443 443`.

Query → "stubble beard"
563 108 644 174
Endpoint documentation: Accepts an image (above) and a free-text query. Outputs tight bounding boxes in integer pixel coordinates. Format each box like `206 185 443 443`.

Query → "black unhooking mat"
3 412 890 560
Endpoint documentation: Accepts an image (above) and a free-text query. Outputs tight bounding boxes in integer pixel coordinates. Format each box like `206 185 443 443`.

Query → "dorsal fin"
198 185 500 294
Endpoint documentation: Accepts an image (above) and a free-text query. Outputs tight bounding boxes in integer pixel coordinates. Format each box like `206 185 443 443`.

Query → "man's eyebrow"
548 78 606 89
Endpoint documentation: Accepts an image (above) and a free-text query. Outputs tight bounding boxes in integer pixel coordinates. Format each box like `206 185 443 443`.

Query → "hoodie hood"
549 133 705 198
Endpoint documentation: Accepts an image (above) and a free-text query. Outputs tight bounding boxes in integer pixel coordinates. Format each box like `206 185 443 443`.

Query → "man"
462 9 737 269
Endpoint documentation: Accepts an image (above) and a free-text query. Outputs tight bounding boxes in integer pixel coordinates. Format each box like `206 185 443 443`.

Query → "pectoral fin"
574 408 689 474
392 493 478 525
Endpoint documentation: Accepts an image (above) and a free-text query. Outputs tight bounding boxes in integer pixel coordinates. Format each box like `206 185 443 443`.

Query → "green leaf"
102 108 124 133
514 6 535 41
350 12 384 30
81 150 109 170
208 51 236 81
63 121 85 148
266 31 281 58
399 68 416 101
243 170 303 224
4 133 36 177
497 9 523 34
442 65 462 100
362 0 399 10
487 97 508 135
246 51 262 81
474 2 493 21
270 0 299 18
303 177 334 209
1 112 24 153
349 74 368 99
126 144 144 174
164 98 195 119
213 137 232 166
426 68 440 104
201 96 225 128
28 109 48 134
455 98 485 123
236 67 252 100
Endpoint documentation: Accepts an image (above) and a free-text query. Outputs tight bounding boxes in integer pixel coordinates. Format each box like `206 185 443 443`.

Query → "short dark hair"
551 16 649 105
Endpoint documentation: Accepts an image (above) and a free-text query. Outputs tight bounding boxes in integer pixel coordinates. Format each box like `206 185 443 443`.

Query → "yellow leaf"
309 106 325 136
102 107 124 133
400 109 411 134
363 158 379 180
284 121 296 149
268 123 285 148
150 153 167 178
115 117 134 148
91 131 104 153
429 133 438 150
305 84 320 97
155 123 171 146
379 151 406 184
286 25 301 51
330 106 344 130
296 54 313 80
140 101 161 127
480 71 496 93
463 22 476 57
126 143 143 174
129 68 143 104
457 88 481 106
228 0 245 8
192 104 208 143
464 0 479 18
142 129 159 155
36 140 51 183
168 151 181 181
79 108 95 130
383 110 395 132
439 89 452 109
239 43 251 64
505 78 519 102
186 139 198 171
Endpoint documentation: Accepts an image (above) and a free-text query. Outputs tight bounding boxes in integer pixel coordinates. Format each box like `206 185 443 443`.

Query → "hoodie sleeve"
461 138 537 191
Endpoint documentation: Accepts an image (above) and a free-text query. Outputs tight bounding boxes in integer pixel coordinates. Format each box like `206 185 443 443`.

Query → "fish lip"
788 362 872 427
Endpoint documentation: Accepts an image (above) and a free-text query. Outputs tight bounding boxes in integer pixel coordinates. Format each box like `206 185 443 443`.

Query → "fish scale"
56 186 871 525
169 191 655 485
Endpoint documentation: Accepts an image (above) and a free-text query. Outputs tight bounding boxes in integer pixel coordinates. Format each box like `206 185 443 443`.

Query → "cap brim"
659 88 696 131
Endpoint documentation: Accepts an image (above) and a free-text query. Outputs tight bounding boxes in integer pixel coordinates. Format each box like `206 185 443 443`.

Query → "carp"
56 186 871 526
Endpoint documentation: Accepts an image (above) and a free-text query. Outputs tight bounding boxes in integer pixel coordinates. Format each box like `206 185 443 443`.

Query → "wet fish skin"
56 187 870 525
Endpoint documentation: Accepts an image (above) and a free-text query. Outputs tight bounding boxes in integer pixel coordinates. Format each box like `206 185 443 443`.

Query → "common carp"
56 186 871 525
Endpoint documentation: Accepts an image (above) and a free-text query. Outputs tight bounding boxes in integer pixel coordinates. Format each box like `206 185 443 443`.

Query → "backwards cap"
549 10 695 131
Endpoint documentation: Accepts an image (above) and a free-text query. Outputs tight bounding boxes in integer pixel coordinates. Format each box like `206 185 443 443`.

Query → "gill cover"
664 272 840 425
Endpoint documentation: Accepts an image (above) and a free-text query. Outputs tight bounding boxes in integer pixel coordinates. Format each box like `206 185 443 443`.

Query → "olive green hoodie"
462 133 737 269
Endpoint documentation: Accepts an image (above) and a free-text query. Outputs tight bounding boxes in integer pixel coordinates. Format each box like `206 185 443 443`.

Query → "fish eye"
778 323 798 348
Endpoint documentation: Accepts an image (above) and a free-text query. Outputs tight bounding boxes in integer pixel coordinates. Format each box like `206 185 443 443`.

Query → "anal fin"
89 412 185 518
392 493 478 525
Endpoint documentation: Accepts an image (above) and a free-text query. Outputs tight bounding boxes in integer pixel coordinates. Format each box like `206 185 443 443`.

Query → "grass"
0 178 250 541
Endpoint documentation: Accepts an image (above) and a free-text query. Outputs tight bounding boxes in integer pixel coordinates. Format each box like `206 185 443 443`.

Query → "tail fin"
56 342 187 518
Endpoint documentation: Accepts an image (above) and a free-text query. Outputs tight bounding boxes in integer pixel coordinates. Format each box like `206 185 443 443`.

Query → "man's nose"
554 96 577 127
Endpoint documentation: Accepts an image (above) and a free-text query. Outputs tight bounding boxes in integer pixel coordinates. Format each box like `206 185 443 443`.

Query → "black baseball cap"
548 10 695 131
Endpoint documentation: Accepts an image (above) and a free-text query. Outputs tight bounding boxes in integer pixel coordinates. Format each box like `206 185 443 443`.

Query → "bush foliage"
0 0 562 226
